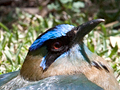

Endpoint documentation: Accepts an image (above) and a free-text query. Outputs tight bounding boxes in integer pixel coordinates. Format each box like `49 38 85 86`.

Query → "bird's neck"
20 55 83 81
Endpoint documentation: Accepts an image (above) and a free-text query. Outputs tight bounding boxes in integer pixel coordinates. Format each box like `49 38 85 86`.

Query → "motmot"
0 19 119 90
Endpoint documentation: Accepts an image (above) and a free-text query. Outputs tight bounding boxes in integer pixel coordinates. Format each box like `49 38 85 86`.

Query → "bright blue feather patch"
40 56 46 70
29 24 74 51
40 52 68 70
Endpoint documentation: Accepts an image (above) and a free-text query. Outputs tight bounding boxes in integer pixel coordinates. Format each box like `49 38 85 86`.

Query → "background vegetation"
0 0 120 83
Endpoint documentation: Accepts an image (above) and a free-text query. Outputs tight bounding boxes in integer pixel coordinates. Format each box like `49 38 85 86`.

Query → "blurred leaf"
60 0 72 4
8 33 13 48
16 43 23 64
0 22 9 32
101 24 107 36
109 45 118 58
72 1 85 13
108 31 120 36
4 50 13 65
1 35 7 50
47 3 60 10
97 49 108 56
87 39 95 52
73 1 85 8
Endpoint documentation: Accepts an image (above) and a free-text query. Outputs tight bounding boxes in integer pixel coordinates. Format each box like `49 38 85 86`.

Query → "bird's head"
20 19 105 81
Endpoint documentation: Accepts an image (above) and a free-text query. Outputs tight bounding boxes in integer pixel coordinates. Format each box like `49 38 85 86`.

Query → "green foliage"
91 0 120 23
0 22 9 32
47 0 86 25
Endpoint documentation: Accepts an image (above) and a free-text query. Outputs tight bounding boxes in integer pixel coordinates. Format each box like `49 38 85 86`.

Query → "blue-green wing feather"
17 74 103 90
0 71 19 86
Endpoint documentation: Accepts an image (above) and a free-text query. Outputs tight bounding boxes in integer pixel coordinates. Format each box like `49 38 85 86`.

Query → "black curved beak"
74 19 105 42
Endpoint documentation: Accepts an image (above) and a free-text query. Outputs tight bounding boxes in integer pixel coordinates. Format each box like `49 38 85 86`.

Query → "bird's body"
0 19 119 90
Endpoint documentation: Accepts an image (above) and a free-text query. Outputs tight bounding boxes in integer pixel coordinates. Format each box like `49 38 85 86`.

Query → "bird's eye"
52 41 62 49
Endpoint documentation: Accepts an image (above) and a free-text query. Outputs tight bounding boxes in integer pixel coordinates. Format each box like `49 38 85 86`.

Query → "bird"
0 19 119 90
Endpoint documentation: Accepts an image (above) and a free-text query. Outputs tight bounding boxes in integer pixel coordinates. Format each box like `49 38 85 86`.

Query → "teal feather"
0 71 19 86
18 74 103 90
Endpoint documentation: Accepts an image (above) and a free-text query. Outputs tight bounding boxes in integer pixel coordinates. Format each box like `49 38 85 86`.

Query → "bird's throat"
20 55 44 81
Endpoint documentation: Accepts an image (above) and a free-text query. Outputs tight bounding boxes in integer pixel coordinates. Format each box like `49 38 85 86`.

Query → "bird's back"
0 71 19 87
